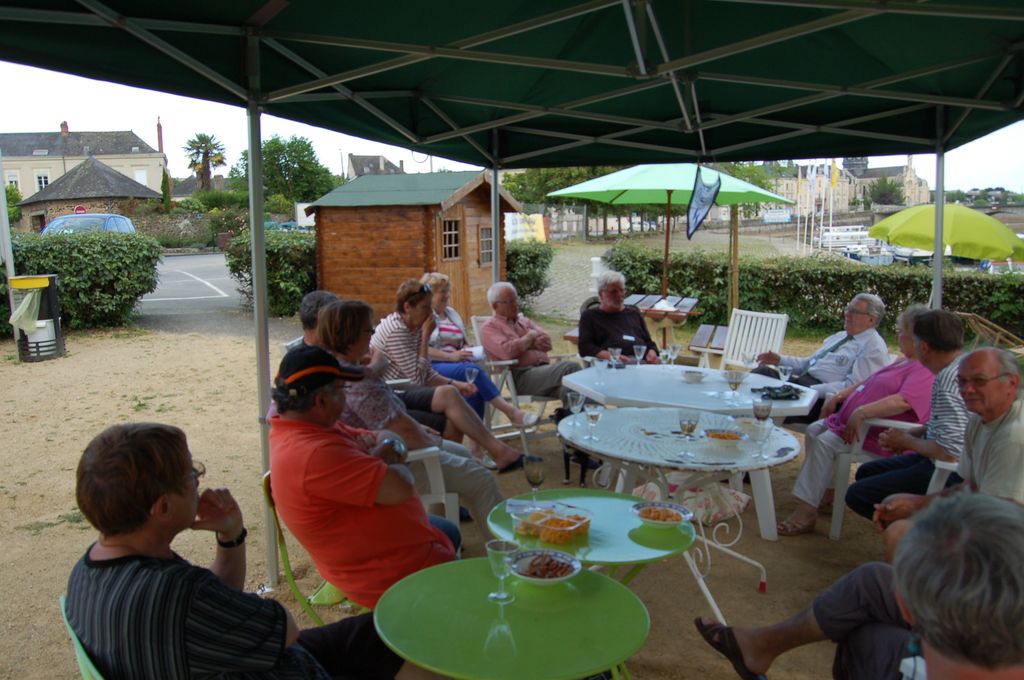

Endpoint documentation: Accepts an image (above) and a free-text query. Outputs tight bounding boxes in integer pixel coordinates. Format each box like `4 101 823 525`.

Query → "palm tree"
183 133 226 191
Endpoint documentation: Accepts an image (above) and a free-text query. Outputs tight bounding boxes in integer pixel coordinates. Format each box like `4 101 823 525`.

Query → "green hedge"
224 230 317 317
603 241 1024 337
0 232 163 335
506 239 555 306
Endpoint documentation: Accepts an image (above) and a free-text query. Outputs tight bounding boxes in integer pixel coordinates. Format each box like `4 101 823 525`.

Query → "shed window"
479 225 493 266
442 219 460 260
5 172 17 189
35 173 49 191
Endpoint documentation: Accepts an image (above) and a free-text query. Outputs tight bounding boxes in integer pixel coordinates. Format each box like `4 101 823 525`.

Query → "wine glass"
633 344 646 365
464 365 479 385
523 455 544 506
722 369 748 404
584 403 603 440
608 347 622 367
659 348 670 364
741 351 756 368
677 412 699 460
752 396 774 460
668 343 681 364
567 391 585 426
486 539 518 604
777 365 792 382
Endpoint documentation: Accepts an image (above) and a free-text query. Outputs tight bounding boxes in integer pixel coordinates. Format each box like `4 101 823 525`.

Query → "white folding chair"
469 315 570 445
719 308 789 370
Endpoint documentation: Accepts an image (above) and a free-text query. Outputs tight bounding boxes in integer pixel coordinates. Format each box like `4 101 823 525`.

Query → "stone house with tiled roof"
346 153 404 179
15 156 160 231
0 121 165 201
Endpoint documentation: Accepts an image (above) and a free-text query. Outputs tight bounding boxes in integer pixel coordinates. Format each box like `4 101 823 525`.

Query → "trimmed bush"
0 232 162 333
224 229 316 317
603 242 1024 337
506 239 555 306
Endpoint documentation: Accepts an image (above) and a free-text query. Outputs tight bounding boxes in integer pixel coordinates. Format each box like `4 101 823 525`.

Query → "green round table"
374 558 650 680
487 488 696 574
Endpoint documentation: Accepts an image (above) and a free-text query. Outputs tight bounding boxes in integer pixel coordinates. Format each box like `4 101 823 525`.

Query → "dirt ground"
0 325 889 680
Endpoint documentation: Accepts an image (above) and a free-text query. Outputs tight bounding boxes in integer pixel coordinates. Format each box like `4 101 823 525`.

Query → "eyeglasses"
494 299 517 305
420 283 431 294
191 461 206 482
323 382 347 399
956 373 1010 389
844 305 872 317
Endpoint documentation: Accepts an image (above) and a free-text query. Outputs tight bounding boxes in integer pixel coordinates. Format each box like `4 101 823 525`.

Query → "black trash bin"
9 274 65 362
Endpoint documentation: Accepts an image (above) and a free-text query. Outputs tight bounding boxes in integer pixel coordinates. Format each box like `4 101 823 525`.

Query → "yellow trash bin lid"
9 276 51 289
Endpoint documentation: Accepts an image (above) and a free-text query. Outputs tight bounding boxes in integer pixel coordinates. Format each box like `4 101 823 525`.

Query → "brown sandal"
776 517 815 536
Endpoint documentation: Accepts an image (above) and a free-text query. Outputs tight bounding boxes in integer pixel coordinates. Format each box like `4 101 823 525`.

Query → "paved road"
138 253 300 342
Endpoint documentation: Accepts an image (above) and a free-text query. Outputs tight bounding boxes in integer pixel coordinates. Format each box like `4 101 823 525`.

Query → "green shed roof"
310 171 483 208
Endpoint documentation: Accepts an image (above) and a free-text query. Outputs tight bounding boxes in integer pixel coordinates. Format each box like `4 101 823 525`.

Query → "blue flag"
687 166 721 239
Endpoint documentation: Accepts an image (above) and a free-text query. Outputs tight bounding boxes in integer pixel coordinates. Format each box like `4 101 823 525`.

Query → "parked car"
41 213 136 235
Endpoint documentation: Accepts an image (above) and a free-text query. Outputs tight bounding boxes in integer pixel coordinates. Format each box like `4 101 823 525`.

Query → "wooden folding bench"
689 323 729 368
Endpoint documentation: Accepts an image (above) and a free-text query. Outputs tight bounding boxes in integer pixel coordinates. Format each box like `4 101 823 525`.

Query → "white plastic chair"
719 308 789 370
406 446 460 524
829 417 952 540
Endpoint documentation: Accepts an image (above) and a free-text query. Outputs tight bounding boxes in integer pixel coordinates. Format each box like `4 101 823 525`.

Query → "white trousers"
409 439 503 540
792 420 852 506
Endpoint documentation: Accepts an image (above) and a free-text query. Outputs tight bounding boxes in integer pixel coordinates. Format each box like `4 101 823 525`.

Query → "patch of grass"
17 508 88 534
128 394 157 411
3 353 18 363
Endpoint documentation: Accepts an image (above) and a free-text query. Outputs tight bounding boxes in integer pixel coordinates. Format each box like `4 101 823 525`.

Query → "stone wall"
132 212 213 247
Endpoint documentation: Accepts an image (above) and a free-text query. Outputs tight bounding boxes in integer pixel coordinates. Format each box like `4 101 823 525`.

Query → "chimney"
60 121 69 137
157 117 164 153
379 157 385 172
399 160 405 172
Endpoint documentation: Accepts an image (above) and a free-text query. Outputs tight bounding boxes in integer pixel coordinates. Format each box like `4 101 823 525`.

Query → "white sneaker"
481 454 498 470
517 412 540 428
594 464 612 489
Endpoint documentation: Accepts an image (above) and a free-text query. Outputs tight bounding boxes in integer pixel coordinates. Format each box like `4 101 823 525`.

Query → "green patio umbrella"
549 163 792 298
869 204 1024 261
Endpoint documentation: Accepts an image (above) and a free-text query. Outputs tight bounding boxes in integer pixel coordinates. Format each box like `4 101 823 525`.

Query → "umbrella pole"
660 191 673 349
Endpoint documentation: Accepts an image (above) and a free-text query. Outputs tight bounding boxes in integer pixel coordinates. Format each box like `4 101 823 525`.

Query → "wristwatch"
380 437 408 456
217 527 247 548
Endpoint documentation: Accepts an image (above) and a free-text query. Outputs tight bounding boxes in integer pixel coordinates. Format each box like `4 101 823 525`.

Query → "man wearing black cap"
269 345 458 610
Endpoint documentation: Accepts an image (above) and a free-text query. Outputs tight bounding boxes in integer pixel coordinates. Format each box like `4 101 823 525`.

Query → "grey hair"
893 493 1024 669
896 304 929 334
852 292 885 325
596 270 626 293
487 281 517 305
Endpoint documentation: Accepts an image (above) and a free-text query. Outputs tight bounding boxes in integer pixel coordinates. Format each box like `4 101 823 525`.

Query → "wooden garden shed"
306 171 521 321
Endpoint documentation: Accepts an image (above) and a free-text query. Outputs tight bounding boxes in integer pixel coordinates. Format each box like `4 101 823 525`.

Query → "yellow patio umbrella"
869 204 1024 261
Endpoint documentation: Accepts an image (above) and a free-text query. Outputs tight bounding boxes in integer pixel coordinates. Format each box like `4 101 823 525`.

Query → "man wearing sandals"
695 493 1024 680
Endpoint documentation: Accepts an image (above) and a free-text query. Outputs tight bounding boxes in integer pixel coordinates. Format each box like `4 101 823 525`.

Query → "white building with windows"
1 121 165 200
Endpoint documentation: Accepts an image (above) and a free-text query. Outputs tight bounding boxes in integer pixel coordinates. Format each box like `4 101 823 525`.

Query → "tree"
183 133 226 191
229 135 337 203
501 166 623 206
868 176 905 206
5 184 22 224
160 172 172 212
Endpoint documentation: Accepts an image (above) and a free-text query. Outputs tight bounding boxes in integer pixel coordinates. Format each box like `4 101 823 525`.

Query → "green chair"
262 471 366 625
59 595 106 680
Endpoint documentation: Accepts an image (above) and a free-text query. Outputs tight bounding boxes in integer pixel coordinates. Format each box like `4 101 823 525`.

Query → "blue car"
41 213 137 235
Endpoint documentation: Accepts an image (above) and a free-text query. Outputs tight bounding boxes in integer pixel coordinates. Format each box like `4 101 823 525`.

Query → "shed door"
436 205 470 320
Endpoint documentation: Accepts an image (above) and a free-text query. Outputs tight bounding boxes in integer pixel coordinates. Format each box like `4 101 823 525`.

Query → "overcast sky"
2 60 1021 192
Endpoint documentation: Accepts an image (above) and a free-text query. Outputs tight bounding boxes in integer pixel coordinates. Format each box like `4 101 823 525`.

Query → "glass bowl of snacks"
632 501 693 527
511 503 592 546
509 549 581 585
703 428 748 450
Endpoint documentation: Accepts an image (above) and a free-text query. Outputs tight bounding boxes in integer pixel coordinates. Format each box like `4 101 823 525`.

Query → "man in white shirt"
756 292 889 422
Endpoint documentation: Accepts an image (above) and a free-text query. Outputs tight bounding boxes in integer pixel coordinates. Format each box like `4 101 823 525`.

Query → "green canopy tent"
1 1 1022 581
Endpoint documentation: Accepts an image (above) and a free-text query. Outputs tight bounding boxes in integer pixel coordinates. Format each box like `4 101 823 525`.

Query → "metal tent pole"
244 34 278 587
0 150 17 342
932 109 946 310
491 131 501 284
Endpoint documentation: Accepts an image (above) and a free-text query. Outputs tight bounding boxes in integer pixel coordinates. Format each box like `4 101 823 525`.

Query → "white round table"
559 407 801 541
562 364 817 418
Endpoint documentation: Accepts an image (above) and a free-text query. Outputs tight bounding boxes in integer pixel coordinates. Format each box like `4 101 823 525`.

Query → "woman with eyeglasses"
417 272 538 428
323 289 523 473
776 305 936 536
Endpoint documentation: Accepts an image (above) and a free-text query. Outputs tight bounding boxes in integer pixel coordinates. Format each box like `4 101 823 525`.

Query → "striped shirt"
66 548 326 679
924 355 968 459
371 312 442 385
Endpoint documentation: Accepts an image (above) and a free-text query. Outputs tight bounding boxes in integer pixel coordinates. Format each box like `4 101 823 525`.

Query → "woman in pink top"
778 305 935 536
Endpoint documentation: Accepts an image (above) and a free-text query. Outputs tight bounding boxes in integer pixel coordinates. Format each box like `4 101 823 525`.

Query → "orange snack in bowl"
639 506 682 522
707 430 742 441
